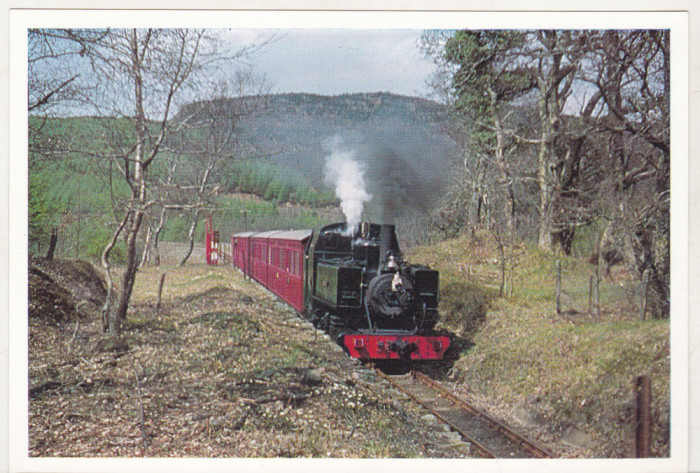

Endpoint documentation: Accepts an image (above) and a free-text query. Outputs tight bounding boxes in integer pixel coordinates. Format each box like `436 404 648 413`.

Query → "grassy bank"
408 232 670 458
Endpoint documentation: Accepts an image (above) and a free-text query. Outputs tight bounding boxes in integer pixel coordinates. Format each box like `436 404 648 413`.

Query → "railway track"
375 369 556 459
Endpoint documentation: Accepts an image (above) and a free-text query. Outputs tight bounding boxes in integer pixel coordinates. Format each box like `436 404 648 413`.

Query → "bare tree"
167 74 270 267
580 30 670 317
40 28 270 334
28 29 111 255
139 162 177 268
28 29 109 115
421 31 489 235
533 31 578 252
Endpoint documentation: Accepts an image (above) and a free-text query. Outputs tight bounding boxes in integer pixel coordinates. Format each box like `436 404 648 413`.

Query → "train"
229 222 450 361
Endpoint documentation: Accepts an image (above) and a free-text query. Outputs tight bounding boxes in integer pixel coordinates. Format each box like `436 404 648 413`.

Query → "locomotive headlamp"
387 254 398 270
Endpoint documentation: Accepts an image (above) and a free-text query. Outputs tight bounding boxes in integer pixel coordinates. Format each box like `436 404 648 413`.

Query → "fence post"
593 266 601 316
589 275 594 315
555 261 562 315
635 375 652 457
156 273 166 318
641 270 651 321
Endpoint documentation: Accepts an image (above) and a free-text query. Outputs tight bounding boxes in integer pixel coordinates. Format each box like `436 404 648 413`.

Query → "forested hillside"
178 92 460 210
28 92 459 262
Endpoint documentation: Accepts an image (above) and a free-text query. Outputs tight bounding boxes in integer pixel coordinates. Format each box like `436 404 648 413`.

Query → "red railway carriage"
250 230 280 286
232 229 312 312
231 231 254 273
266 230 312 312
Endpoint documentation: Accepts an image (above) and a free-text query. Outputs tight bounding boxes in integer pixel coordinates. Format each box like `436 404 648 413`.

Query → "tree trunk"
139 225 152 268
468 153 487 228
178 210 200 267
536 80 556 252
535 31 577 253
487 86 515 236
112 29 149 325
152 173 173 268
45 227 58 261
116 211 144 321
152 211 165 267
179 159 215 267
101 210 130 334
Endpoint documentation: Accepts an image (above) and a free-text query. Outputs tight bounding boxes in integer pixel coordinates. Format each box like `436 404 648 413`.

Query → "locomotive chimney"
379 224 391 269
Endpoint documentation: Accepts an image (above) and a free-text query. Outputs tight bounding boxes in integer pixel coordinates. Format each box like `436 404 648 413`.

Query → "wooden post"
635 375 652 457
589 275 594 315
594 267 600 316
555 260 562 315
156 273 166 318
641 270 651 321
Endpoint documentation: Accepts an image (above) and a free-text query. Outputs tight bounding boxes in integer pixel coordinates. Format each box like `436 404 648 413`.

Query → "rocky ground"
27 259 470 458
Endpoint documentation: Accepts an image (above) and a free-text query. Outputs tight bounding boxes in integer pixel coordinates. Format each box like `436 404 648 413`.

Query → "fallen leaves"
29 263 462 458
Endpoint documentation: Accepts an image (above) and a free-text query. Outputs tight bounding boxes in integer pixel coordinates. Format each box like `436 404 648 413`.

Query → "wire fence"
554 260 651 321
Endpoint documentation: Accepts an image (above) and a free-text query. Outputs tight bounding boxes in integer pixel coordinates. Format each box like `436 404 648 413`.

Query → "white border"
6 8 691 473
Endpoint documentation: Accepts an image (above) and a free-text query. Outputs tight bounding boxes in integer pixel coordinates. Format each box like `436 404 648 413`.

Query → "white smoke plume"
323 136 371 235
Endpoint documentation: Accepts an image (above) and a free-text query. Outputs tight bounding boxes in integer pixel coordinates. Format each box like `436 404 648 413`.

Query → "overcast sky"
220 29 437 98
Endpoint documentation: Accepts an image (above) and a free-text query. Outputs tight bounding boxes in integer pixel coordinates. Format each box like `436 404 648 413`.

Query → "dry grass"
29 263 464 458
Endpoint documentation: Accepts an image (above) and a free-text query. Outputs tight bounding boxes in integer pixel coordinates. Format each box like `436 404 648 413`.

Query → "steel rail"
373 368 497 458
411 370 556 459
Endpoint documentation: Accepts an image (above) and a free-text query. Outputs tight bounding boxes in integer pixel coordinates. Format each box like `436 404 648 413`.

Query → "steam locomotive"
231 222 449 361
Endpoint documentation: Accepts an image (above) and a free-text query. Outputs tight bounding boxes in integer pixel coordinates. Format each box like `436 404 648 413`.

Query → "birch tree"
58 28 265 333
168 74 270 267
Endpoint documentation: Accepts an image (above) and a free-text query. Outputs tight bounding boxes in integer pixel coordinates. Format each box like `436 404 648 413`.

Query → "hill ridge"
178 91 447 124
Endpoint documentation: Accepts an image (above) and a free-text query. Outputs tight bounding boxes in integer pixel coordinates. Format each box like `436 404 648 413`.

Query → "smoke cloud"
323 136 372 235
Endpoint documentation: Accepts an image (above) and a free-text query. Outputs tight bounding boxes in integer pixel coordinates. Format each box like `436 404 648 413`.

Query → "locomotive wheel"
329 313 344 331
307 302 324 329
316 312 330 332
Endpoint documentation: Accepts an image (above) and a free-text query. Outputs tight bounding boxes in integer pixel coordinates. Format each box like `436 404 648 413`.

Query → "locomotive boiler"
231 222 449 361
